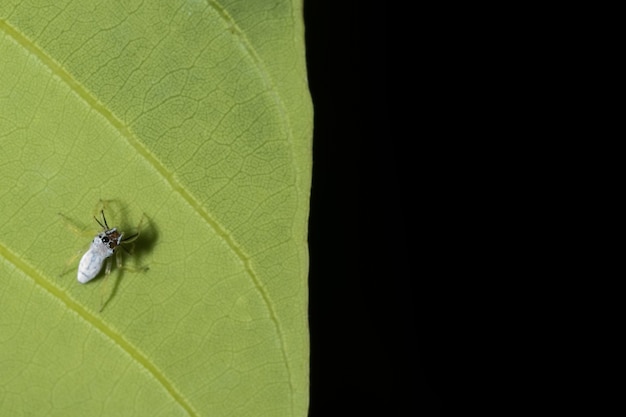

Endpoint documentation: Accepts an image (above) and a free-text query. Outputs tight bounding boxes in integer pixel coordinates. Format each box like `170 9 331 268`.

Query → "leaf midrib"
0 239 199 417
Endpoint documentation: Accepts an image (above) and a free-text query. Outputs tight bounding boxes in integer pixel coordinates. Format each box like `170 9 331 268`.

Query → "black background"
304 2 437 415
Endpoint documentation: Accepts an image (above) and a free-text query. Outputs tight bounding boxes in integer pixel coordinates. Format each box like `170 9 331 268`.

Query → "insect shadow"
100 211 158 311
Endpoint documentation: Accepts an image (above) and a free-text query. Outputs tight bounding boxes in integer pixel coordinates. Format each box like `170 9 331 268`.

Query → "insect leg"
99 257 114 312
58 249 85 277
58 213 93 238
120 213 146 246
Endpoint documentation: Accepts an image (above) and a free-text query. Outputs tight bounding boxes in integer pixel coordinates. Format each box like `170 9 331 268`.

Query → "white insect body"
77 211 137 284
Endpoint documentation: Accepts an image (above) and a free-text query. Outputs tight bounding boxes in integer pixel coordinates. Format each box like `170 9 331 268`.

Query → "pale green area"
0 1 311 416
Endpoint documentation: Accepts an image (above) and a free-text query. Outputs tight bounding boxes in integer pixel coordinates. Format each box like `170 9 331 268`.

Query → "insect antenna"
94 210 109 230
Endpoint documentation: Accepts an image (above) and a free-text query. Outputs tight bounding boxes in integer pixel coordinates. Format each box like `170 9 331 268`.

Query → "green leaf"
0 1 311 416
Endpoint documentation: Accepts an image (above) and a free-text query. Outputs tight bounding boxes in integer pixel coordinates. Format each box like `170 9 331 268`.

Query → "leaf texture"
0 1 311 416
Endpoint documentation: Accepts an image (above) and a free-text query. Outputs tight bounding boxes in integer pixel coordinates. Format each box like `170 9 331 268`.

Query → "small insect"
77 210 138 284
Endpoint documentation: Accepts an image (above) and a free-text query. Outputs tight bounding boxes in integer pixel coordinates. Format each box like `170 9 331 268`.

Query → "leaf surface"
0 1 311 416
